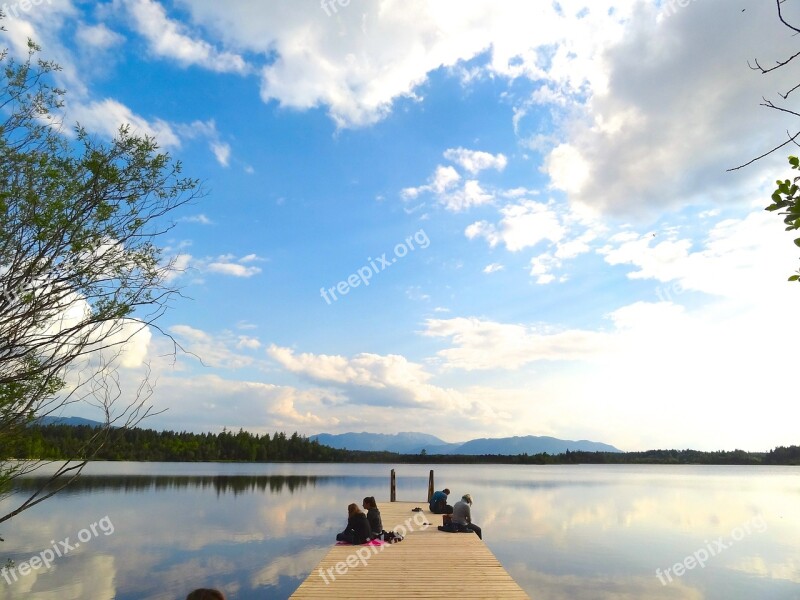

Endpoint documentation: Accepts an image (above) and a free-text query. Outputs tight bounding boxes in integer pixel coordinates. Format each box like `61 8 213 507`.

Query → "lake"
0 462 797 599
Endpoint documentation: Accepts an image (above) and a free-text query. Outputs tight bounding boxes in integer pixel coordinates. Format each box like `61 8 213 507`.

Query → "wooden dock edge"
290 500 530 599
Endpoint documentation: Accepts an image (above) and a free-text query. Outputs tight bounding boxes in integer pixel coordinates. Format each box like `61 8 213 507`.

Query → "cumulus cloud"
121 0 248 73
266 344 503 424
76 23 125 48
542 0 798 217
207 262 261 277
166 253 264 280
267 344 437 408
598 209 798 301
169 325 263 369
443 147 507 174
152 374 330 432
68 98 180 147
423 317 610 371
402 164 494 212
465 200 566 252
174 1 638 128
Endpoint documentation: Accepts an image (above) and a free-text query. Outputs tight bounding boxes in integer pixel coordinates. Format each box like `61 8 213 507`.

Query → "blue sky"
5 0 800 451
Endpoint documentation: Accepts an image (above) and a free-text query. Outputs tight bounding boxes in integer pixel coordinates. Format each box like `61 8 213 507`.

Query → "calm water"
0 462 796 599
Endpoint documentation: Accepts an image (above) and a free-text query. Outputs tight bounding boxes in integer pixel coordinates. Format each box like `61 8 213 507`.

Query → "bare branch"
728 130 800 171
777 0 800 34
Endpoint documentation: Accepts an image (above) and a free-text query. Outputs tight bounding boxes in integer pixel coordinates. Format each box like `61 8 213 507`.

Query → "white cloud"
211 141 231 167
164 253 264 280
423 317 609 371
431 165 461 193
529 253 560 284
441 179 493 212
419 294 800 450
443 147 507 174
236 336 261 350
555 230 597 260
402 165 460 199
153 374 330 432
68 98 180 147
403 165 493 212
175 119 234 166
169 325 258 369
544 143 591 197
465 200 565 252
76 23 125 49
266 344 502 422
541 0 798 217
180 214 213 225
122 0 248 74
483 263 504 274
207 262 261 278
598 209 798 301
176 1 638 128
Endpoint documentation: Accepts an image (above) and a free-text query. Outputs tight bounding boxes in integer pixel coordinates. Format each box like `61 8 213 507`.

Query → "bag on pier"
382 530 404 543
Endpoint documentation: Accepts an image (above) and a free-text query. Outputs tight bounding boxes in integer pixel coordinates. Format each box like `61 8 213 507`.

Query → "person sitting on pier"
363 496 383 538
335 502 372 544
452 493 482 539
429 488 453 514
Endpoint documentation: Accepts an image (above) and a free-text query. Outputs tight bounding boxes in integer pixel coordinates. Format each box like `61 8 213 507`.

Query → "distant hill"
35 416 105 428
311 431 622 455
454 435 622 455
310 432 462 454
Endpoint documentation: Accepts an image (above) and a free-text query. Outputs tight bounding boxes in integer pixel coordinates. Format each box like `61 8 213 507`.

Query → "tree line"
11 425 800 465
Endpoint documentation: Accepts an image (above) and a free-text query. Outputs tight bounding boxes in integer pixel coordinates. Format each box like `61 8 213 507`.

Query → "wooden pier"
291 479 530 599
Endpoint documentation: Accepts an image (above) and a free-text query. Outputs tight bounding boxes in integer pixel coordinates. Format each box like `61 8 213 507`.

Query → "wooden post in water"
390 469 396 502
427 469 434 502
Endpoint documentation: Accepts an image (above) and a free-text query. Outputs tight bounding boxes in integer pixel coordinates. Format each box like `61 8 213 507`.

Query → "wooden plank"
291 501 530 599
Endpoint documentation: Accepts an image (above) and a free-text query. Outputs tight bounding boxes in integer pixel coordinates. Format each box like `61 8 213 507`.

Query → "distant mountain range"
35 416 105 428
36 420 622 455
310 432 622 455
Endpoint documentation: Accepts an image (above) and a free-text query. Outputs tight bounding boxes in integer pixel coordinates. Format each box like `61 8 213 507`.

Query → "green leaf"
794 238 800 248
789 275 799 281
790 156 800 168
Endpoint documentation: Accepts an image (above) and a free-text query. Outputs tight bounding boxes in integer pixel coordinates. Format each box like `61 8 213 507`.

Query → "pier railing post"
427 469 434 502
390 469 396 502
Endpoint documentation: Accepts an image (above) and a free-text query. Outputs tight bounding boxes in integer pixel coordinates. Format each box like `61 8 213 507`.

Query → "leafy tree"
0 30 198 524
730 1 800 279
767 156 800 281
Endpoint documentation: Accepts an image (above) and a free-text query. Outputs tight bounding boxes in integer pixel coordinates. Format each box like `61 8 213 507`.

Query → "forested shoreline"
11 425 800 465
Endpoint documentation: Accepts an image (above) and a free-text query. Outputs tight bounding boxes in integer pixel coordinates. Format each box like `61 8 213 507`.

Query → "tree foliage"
18 425 800 466
767 156 800 281
0 35 198 524
731 1 800 280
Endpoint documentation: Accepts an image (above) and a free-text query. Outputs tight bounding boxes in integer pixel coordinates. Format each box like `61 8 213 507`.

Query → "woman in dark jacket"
335 503 371 544
362 496 383 537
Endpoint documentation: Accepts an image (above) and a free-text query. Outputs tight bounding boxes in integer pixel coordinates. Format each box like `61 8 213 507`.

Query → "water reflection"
0 464 795 599
11 474 321 496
